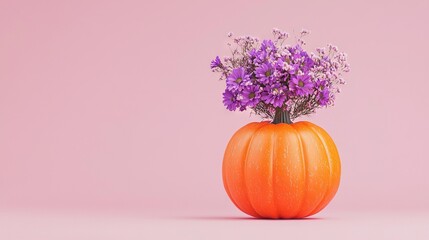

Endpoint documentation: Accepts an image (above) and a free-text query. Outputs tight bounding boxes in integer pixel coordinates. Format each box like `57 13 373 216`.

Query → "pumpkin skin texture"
222 121 341 219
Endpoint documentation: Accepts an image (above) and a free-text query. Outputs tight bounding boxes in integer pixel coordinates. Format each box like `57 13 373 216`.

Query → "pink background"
1 0 429 219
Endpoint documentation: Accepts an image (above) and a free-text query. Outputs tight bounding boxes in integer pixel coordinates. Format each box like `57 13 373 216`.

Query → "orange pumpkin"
222 121 341 218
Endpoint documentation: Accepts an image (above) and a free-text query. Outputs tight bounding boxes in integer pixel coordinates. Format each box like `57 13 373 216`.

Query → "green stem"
272 108 293 124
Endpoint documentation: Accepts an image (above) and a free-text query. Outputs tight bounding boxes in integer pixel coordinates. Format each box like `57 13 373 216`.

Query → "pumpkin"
222 121 341 218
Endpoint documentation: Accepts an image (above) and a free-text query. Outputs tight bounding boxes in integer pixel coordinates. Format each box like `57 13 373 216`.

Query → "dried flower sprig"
211 29 350 121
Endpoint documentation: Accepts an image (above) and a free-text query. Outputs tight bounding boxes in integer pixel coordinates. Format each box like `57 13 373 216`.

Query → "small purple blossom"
261 83 287 108
288 63 300 75
248 48 258 60
274 58 284 71
226 67 250 91
255 63 275 84
242 85 261 107
318 89 330 106
222 90 239 111
253 49 269 64
315 79 328 90
289 45 314 72
289 74 314 96
273 28 288 39
210 56 222 69
261 39 276 52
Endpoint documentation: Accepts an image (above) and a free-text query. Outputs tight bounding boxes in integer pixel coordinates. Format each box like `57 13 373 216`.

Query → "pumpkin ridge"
303 122 332 216
222 136 249 216
242 123 268 218
223 122 263 217
270 127 279 218
290 124 307 218
305 123 341 216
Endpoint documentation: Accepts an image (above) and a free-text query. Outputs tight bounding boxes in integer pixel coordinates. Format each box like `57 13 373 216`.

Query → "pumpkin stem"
272 108 293 124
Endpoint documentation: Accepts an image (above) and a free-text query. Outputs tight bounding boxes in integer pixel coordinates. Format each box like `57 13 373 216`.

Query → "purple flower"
226 67 250 91
301 55 315 72
315 79 328 90
261 39 276 52
317 89 330 106
253 50 269 64
289 44 305 58
289 74 314 96
248 49 258 59
288 63 300 75
248 49 261 64
255 63 275 84
242 85 261 107
210 56 222 69
274 58 284 70
288 45 314 73
222 90 239 111
261 83 287 108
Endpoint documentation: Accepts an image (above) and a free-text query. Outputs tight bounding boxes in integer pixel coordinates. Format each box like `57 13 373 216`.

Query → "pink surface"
1 0 429 218
0 210 429 239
